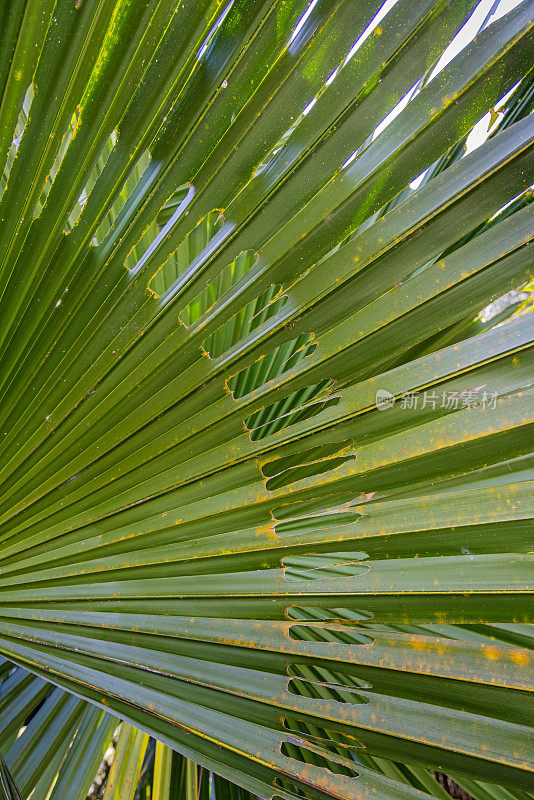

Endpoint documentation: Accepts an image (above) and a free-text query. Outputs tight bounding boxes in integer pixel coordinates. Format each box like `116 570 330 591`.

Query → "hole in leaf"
280 742 360 779
247 388 338 441
92 148 152 245
229 333 313 398
149 210 225 298
288 677 370 707
0 83 33 200
288 663 372 690
282 717 365 751
288 624 372 645
195 252 271 347
33 109 80 218
266 454 354 491
64 129 118 232
283 553 368 582
125 184 193 272
274 507 360 537
287 606 372 622
264 441 350 478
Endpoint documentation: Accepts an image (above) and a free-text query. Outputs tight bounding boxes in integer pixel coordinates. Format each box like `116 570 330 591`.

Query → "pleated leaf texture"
0 1 533 799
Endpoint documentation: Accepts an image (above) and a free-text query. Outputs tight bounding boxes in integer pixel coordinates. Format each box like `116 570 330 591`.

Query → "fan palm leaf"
0 1 533 799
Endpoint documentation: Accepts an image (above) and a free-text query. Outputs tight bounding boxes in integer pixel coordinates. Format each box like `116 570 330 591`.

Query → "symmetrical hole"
92 148 152 246
147 215 335 444
287 607 373 622
64 129 118 232
151 217 335 437
264 441 350 480
283 717 364 751
288 678 370 706
0 84 34 200
280 742 359 779
265 441 354 491
283 554 369 582
149 210 225 298
288 663 372 690
244 382 337 442
288 625 372 645
197 252 270 343
275 507 360 537
210 286 286 363
33 109 80 218
124 183 193 272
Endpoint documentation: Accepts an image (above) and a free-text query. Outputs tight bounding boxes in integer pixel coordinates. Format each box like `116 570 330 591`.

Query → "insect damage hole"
283 553 369 582
287 624 373 645
274 508 360 538
287 606 373 622
92 148 152 246
246 383 339 441
149 210 225 298
265 440 354 491
0 84 34 201
33 108 80 219
230 332 313 397
282 717 365 752
191 250 271 348
64 128 118 233
280 742 360 779
287 676 370 707
287 663 372 692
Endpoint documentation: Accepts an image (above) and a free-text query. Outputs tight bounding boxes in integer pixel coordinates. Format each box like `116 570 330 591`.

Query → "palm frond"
0 1 533 799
